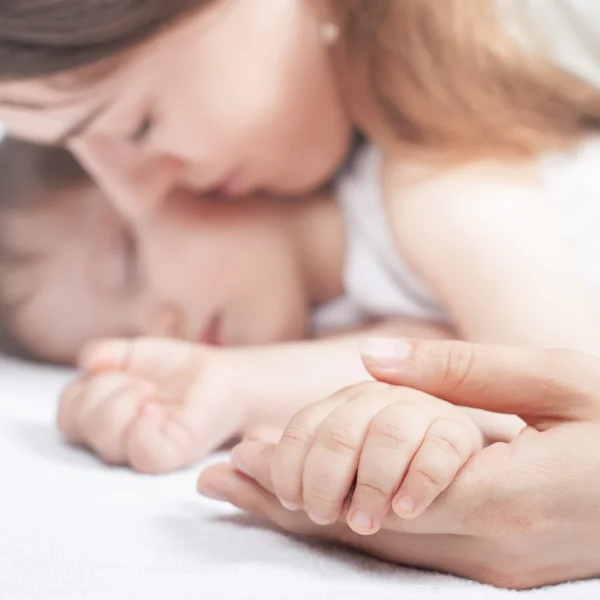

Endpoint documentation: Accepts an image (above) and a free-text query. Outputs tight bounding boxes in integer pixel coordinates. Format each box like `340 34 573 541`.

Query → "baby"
0 137 457 456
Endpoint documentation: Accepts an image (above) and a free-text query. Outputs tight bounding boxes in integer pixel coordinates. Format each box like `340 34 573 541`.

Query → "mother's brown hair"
332 0 600 158
0 0 599 158
0 0 205 77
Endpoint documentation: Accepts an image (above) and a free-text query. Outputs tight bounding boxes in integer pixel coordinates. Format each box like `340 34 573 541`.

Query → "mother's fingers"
230 440 277 494
361 339 600 425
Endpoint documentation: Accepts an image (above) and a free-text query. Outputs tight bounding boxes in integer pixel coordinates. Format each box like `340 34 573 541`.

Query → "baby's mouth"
197 314 223 346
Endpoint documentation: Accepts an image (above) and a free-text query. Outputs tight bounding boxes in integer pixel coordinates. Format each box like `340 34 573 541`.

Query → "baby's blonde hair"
332 0 600 159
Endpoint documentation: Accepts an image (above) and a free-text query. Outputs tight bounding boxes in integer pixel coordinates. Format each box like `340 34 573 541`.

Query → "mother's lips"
212 168 246 197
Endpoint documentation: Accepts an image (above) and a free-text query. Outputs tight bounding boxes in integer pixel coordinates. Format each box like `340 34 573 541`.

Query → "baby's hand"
58 338 244 473
266 381 483 535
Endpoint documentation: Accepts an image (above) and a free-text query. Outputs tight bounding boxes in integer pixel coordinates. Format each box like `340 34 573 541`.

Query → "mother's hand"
197 340 600 589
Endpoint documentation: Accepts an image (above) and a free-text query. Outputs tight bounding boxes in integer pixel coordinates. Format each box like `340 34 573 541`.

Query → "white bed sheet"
1 355 599 600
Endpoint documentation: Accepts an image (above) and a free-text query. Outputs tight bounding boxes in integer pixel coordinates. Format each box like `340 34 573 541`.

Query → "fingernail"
230 454 252 478
198 486 228 503
281 500 301 512
360 338 411 369
308 513 334 526
395 495 416 516
349 510 373 533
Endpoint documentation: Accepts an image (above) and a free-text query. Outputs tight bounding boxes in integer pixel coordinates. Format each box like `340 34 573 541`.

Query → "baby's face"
5 186 311 364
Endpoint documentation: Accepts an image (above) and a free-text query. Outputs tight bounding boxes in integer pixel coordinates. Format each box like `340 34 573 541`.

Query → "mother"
1 0 600 588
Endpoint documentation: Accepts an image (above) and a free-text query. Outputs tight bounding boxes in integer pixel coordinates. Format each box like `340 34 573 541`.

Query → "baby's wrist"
210 346 260 424
219 346 280 429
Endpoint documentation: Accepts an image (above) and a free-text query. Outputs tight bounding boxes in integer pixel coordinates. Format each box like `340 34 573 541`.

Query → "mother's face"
0 0 352 217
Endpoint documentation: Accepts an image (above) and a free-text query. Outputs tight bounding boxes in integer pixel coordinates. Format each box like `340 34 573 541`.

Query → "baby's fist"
58 337 242 473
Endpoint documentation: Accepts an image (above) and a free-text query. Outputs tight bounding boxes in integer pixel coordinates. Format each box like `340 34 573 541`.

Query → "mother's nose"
71 137 184 221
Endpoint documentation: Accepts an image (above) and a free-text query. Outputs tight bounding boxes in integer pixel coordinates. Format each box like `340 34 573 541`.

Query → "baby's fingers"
346 401 431 535
125 405 203 474
392 419 482 520
58 372 154 465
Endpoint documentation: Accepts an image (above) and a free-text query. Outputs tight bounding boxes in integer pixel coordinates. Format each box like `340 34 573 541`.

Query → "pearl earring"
320 21 340 46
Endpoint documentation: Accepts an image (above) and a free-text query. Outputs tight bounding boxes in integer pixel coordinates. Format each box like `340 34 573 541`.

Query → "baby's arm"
60 318 467 473
226 321 522 444
227 317 452 430
383 157 600 354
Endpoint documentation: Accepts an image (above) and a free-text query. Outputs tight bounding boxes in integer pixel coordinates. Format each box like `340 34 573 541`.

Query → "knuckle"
320 425 360 456
281 423 314 448
303 486 340 509
427 421 469 461
431 435 463 460
355 479 390 501
369 417 408 450
436 341 476 392
411 467 445 489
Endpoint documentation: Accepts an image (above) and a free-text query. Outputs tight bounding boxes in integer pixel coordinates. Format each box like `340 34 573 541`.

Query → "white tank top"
335 145 447 324
334 139 600 325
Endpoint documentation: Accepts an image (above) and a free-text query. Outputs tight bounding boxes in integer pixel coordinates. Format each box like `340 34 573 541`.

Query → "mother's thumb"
360 338 600 424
